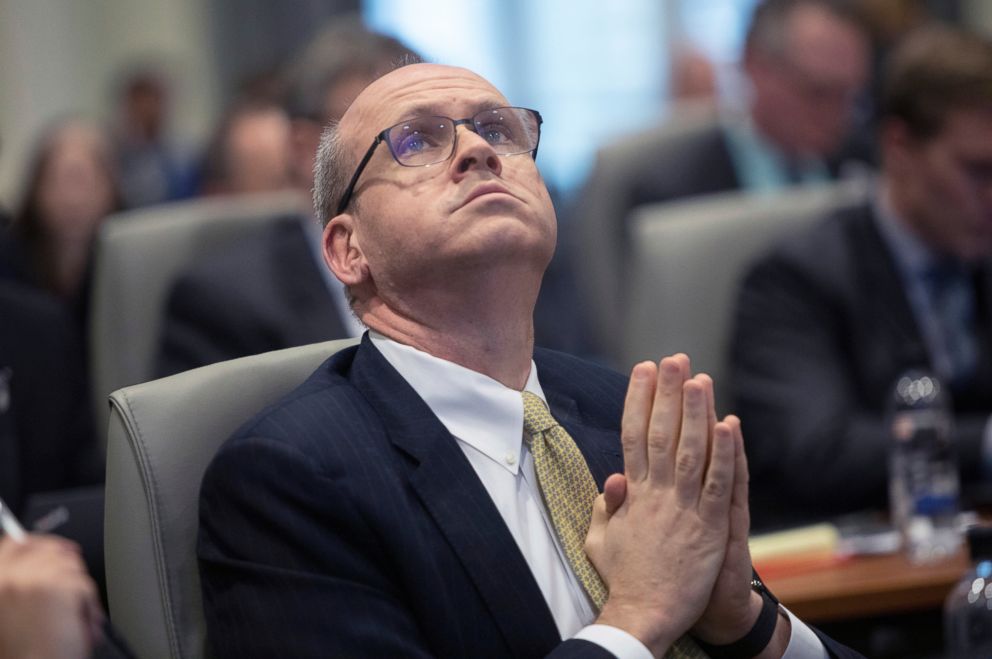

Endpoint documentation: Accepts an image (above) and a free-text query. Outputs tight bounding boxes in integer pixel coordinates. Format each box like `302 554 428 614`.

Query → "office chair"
622 179 870 413
103 338 358 659
89 191 309 434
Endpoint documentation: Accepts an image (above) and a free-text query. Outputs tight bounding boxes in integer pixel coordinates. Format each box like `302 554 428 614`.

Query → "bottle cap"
966 525 992 561
892 370 943 409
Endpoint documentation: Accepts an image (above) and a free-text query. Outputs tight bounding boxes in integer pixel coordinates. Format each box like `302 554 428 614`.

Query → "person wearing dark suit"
0 281 101 517
730 26 992 530
199 62 861 658
156 21 415 375
156 213 354 376
573 0 871 360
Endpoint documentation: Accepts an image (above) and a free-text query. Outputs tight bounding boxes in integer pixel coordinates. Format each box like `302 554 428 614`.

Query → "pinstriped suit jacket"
198 335 861 658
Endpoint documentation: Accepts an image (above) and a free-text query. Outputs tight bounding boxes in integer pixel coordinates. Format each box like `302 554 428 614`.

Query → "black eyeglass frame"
334 106 543 215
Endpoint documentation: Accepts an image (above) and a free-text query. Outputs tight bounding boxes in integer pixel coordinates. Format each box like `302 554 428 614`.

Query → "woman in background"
1 119 121 321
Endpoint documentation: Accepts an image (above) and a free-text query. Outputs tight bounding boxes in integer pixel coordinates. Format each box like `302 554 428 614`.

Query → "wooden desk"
765 548 970 623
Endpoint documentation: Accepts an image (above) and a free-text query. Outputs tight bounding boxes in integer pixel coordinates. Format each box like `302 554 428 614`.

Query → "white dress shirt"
371 332 827 659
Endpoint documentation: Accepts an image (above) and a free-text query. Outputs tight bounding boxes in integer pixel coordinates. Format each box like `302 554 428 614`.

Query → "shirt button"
505 452 517 466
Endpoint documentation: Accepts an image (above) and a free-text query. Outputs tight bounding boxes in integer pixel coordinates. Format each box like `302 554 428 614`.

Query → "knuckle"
703 478 729 500
646 429 672 453
620 428 642 448
676 450 700 477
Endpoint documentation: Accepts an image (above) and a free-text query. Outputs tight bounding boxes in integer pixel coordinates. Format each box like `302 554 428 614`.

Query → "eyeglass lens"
386 107 538 167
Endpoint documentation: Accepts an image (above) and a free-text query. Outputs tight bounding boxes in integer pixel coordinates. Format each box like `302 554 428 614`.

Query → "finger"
674 377 709 506
603 473 627 515
78 577 105 652
702 373 717 427
646 356 690 485
621 362 657 483
697 421 736 522
726 415 751 546
697 373 716 469
585 494 610 582
590 493 609 528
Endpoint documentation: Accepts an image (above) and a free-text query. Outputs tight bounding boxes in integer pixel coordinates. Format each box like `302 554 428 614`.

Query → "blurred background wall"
1 0 989 208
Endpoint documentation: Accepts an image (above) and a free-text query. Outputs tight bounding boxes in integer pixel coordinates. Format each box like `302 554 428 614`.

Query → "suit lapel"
856 206 931 371
348 337 562 656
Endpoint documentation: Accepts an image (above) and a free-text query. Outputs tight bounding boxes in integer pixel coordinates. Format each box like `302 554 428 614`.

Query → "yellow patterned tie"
521 392 707 659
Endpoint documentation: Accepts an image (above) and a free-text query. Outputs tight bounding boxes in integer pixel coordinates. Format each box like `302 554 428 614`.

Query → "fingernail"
633 362 653 380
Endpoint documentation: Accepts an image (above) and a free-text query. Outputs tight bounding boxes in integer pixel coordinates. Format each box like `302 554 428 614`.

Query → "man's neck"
359 266 540 390
881 173 947 260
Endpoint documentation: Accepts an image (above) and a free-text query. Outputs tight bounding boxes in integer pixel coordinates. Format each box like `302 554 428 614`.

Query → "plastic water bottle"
945 526 992 657
888 370 961 563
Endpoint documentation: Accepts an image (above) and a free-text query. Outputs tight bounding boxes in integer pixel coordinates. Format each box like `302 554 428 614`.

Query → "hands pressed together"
584 354 788 658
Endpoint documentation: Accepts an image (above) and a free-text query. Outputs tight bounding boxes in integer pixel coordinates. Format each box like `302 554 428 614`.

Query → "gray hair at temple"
745 0 866 59
313 121 347 226
312 55 422 227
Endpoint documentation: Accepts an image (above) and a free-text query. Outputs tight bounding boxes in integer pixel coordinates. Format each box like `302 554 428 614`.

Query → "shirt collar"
722 111 829 192
370 331 546 475
872 181 940 278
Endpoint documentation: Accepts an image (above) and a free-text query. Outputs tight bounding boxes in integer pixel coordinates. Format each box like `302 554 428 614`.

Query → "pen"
0 495 27 542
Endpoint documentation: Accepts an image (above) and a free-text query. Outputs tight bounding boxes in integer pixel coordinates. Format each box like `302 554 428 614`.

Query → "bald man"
198 63 860 659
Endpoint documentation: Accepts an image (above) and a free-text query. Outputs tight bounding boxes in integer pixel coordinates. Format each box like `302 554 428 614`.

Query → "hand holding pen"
0 496 106 659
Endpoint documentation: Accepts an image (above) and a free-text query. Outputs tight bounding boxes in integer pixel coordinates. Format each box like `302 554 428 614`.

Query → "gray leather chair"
104 338 358 659
621 180 870 413
89 191 309 434
571 110 725 362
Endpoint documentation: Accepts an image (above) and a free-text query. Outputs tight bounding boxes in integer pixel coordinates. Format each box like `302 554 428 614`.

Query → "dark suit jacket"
199 336 862 658
156 215 351 377
0 281 101 516
730 202 992 530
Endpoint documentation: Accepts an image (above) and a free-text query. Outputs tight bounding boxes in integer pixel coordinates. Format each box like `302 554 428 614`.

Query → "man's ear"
322 213 368 286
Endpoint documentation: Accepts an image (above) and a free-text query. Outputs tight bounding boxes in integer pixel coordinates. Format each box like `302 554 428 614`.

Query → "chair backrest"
89 191 309 434
104 338 358 659
570 111 728 361
621 180 869 413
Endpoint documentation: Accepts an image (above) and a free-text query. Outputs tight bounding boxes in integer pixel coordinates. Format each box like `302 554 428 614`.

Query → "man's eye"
395 132 436 157
480 124 513 146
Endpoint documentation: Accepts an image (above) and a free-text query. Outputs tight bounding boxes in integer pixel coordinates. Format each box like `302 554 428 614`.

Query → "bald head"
316 62 556 321
315 64 510 225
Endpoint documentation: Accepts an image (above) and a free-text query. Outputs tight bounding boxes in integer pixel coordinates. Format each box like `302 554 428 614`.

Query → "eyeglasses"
335 106 543 214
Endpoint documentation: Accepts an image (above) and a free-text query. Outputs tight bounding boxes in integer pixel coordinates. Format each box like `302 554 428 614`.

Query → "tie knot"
522 391 557 437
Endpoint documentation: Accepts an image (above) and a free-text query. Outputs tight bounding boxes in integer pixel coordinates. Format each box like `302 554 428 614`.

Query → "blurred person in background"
0 279 101 519
111 67 197 208
573 0 872 362
156 17 417 376
0 119 122 326
198 99 294 196
669 45 719 115
730 26 992 530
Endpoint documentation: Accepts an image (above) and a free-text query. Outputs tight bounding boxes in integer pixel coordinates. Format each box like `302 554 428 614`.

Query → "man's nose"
452 125 502 176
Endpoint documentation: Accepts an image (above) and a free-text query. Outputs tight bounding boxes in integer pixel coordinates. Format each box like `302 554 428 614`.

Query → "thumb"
603 473 627 515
